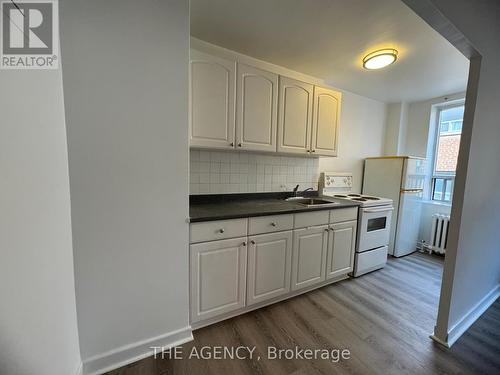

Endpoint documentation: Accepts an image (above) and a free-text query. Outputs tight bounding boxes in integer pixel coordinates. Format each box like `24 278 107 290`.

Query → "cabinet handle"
307 150 311 153
250 240 256 245
329 227 334 231
242 241 247 246
324 228 329 232
230 142 234 147
270 222 277 227
238 143 242 147
218 228 225 233
311 149 316 153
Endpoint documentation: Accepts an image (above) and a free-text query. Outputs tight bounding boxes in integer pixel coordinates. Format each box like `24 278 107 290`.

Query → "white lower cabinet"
190 237 247 323
190 212 357 326
326 221 357 280
247 231 292 305
291 225 329 291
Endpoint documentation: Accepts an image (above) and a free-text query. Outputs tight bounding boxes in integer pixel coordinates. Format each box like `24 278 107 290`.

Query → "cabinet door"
190 237 247 322
277 76 314 155
189 50 236 149
247 231 292 305
326 221 356 279
291 225 328 290
311 86 341 156
236 63 278 152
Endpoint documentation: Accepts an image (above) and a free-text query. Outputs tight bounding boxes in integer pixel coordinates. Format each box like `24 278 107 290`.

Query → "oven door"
357 206 393 252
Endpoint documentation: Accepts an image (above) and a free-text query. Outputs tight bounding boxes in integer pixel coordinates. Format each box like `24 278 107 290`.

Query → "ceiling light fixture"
363 49 398 70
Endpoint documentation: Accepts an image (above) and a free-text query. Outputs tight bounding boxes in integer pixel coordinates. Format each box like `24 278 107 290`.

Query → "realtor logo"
1 0 59 69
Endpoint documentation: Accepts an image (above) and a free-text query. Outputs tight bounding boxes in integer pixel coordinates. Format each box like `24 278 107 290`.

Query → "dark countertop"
189 192 360 222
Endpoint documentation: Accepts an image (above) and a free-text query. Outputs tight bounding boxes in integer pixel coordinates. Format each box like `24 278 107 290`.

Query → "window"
439 119 462 135
431 177 454 201
431 105 464 202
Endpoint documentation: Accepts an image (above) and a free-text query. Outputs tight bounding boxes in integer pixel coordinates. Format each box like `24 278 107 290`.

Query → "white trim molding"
432 284 500 347
75 361 83 375
82 326 193 375
429 333 449 348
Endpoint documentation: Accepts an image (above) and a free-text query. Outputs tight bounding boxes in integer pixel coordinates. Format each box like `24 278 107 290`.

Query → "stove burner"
352 198 367 201
362 196 380 200
334 194 348 198
347 194 361 197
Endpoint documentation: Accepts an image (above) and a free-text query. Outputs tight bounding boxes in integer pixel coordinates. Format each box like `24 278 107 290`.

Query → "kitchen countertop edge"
189 193 360 223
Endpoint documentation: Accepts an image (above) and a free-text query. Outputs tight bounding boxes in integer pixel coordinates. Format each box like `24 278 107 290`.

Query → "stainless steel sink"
285 197 340 207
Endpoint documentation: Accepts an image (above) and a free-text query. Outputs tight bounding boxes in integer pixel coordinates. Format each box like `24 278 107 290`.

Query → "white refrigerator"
362 157 426 257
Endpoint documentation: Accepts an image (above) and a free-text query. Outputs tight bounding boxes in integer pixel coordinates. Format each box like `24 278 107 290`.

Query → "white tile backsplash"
190 150 320 194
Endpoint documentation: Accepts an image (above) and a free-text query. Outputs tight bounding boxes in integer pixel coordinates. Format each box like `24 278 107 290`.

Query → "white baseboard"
434 284 500 348
429 333 449 348
82 326 193 375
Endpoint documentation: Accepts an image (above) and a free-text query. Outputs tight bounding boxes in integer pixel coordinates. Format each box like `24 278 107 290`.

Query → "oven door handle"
363 207 394 213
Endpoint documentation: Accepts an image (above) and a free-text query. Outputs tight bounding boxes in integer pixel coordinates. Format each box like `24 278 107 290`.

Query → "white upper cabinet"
236 63 278 152
277 77 314 155
311 86 341 156
189 50 236 149
189 48 342 156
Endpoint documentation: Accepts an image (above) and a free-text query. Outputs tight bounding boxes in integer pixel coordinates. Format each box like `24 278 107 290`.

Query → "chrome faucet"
292 185 314 197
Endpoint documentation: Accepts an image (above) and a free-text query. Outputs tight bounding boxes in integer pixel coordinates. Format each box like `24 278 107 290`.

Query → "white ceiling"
190 0 469 103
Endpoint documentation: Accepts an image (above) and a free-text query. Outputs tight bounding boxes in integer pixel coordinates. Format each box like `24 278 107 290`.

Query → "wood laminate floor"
106 253 500 375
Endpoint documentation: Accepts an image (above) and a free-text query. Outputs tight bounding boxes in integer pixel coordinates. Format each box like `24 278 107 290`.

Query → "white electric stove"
320 172 394 277
327 193 393 208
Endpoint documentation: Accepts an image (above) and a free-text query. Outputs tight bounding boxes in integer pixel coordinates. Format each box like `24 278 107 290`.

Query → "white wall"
59 0 191 373
319 92 387 193
384 102 408 155
405 0 500 346
404 92 465 158
0 71 81 374
436 0 500 343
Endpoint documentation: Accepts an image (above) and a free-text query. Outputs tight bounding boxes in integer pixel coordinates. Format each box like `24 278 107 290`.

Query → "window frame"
430 103 465 203
431 176 455 202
